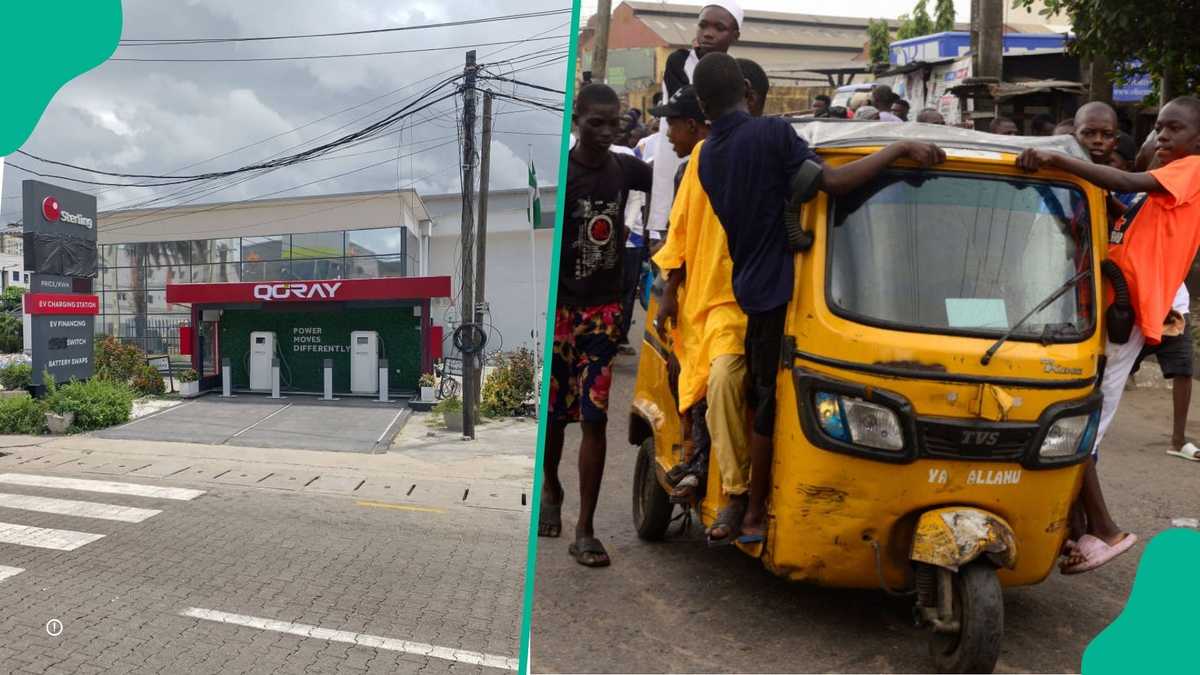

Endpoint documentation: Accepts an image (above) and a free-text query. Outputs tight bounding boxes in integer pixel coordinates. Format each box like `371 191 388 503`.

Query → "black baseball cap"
650 86 706 122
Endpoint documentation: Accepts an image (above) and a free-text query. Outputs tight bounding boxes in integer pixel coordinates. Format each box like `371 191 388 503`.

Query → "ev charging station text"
291 327 350 353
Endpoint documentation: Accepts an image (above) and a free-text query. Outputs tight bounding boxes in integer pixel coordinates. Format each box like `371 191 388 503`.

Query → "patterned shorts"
549 302 623 423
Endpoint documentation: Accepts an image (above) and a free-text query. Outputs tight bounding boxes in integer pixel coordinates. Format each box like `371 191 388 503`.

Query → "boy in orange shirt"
1017 95 1200 572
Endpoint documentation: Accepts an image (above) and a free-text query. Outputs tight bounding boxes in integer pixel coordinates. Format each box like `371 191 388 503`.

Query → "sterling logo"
42 196 94 229
252 282 342 301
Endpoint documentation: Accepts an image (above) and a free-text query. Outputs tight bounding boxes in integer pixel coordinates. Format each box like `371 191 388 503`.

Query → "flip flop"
568 536 611 567
670 474 700 504
1166 442 1200 462
537 500 561 538
706 499 746 547
1060 533 1138 575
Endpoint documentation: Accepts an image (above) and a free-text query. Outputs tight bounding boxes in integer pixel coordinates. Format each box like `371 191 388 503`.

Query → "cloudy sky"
1 0 572 224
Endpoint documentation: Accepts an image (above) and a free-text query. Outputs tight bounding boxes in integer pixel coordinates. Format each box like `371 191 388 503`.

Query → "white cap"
702 1 743 30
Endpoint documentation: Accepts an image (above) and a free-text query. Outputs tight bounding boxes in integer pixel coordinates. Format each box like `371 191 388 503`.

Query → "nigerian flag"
527 160 541 228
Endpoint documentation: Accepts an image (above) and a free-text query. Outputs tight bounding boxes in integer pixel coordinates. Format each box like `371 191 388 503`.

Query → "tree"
896 0 935 40
1014 0 1200 101
934 0 955 32
867 18 892 65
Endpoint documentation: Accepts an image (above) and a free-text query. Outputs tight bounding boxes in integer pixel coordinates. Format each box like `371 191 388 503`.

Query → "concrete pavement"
529 339 1200 674
0 410 535 674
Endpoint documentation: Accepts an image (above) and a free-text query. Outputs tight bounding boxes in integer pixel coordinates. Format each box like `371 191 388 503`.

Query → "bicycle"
432 357 461 401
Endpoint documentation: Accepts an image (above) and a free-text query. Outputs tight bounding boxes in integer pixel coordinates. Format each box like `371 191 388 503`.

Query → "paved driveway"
96 395 409 453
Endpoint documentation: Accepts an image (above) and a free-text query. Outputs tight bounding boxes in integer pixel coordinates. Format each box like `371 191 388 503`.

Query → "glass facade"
98 227 418 355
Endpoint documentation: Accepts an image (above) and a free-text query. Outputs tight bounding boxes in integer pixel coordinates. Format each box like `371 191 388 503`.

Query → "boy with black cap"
688 52 944 543
650 86 711 197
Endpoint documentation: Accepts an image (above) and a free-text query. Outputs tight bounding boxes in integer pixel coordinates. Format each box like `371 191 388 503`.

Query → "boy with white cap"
646 2 743 247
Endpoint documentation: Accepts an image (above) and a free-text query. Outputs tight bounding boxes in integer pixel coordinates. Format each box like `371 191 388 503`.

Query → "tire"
929 561 1004 674
437 376 459 401
632 438 673 541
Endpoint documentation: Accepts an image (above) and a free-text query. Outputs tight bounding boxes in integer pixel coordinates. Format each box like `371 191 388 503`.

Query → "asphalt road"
529 328 1200 674
0 461 525 674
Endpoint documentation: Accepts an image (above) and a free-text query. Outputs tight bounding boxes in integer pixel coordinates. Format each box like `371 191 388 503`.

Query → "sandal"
670 474 699 504
707 499 746 547
538 500 562 538
1060 533 1138 575
568 536 611 567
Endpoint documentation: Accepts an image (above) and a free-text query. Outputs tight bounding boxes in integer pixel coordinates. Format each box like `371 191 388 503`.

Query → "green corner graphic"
1082 528 1200 674
0 1 123 155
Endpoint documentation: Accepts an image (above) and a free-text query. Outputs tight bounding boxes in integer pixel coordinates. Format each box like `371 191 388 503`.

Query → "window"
827 171 1093 340
10 271 18 282
348 255 405 279
289 231 344 260
241 236 287 262
347 227 404 257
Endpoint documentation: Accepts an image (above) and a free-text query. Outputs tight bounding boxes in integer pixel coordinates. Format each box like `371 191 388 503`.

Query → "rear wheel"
632 438 673 540
929 561 1004 674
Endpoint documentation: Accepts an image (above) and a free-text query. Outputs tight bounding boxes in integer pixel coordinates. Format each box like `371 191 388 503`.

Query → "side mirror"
785 160 823 252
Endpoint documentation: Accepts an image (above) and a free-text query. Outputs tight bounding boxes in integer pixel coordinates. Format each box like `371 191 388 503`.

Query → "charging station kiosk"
249 331 277 391
350 330 380 394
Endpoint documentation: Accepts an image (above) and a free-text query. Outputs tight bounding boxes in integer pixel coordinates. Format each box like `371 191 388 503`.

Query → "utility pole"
965 0 1003 130
459 50 478 439
591 0 613 83
472 92 493 412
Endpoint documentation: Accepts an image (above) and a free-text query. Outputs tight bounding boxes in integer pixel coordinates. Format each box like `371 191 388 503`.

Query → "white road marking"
180 607 518 671
0 492 162 523
0 565 23 582
0 474 204 501
0 522 105 550
118 401 192 427
230 403 293 438
376 409 406 444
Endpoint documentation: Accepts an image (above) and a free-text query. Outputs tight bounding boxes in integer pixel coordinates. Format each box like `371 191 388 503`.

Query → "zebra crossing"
0 472 204 583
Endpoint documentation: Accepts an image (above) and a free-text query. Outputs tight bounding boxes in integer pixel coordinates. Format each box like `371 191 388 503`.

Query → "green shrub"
0 286 25 313
433 395 462 413
178 368 199 383
131 364 166 396
0 315 22 354
94 336 144 384
45 379 135 431
0 394 45 434
480 348 536 417
0 363 32 390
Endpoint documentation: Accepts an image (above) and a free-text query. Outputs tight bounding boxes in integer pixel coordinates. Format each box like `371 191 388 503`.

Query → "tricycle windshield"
827 170 1094 341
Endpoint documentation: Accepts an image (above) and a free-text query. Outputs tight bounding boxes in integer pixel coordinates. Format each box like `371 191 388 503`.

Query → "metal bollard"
322 358 336 401
221 358 233 397
377 359 389 403
270 358 283 399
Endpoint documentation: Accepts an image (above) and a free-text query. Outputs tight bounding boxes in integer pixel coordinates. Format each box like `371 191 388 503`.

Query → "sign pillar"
21 181 98 394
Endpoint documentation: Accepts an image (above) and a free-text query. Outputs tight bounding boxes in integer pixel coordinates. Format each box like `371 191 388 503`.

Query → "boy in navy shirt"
691 53 945 542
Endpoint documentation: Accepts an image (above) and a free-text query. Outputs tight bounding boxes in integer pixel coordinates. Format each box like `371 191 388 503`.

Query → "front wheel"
632 438 673 540
929 561 1004 674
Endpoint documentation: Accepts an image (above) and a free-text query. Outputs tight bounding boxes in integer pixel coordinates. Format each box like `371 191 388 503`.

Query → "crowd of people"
542 0 1200 572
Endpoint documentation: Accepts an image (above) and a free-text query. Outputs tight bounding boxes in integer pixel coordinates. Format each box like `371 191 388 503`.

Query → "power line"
484 90 563 113
118 8 571 45
479 74 565 95
15 81 460 185
108 35 569 63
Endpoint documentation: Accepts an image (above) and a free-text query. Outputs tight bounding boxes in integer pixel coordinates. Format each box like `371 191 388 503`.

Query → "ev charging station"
350 330 380 394
249 331 277 391
167 276 451 398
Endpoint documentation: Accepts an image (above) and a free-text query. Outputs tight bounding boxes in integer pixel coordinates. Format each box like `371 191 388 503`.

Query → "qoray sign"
165 276 452 305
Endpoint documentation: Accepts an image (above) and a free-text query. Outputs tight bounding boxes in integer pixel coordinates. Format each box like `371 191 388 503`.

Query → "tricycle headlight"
815 392 903 451
1040 412 1097 458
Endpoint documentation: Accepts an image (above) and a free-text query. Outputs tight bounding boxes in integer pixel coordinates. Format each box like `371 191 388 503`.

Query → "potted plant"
418 372 436 401
42 373 73 435
178 368 200 398
433 395 463 432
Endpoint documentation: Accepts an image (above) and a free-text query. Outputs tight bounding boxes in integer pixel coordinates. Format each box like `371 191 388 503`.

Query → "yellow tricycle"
630 122 1106 673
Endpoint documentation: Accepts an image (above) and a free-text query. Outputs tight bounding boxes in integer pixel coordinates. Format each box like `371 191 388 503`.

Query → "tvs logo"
252 281 342 301
586 215 613 245
961 430 1000 446
42 196 94 229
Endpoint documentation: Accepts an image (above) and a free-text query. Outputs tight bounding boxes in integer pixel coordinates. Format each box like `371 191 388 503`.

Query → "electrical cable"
108 35 570 63
119 9 572 45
